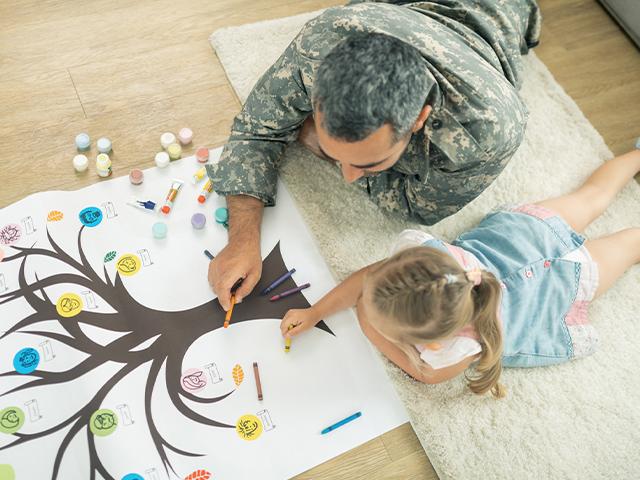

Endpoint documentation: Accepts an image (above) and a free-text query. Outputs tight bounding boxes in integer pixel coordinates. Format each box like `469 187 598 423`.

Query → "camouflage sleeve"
206 42 312 206
359 143 520 226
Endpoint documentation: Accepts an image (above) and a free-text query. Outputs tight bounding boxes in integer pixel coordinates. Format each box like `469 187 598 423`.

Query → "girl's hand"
280 308 321 338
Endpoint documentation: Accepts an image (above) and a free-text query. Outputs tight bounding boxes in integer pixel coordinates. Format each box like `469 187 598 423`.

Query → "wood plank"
381 422 424 462
0 69 84 137
356 450 439 480
294 436 391 480
0 83 239 208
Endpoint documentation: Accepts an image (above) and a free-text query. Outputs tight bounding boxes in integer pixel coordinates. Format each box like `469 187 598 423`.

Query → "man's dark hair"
313 32 433 143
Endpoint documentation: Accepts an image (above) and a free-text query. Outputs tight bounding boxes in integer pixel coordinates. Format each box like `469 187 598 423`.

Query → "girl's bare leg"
584 228 640 298
536 149 640 233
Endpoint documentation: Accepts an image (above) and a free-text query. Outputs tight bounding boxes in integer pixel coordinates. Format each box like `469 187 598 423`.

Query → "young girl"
280 147 640 397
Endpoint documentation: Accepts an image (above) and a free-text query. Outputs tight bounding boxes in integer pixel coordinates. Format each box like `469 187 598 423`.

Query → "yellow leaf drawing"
47 210 64 222
232 364 244 386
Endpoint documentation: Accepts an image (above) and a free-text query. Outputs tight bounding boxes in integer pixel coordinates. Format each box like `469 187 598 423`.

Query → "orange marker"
224 294 236 328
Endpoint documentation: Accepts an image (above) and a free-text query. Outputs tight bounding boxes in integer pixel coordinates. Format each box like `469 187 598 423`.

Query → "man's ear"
412 105 432 132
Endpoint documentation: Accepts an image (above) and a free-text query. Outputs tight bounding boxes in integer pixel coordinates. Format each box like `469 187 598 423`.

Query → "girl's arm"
356 297 478 385
280 261 383 337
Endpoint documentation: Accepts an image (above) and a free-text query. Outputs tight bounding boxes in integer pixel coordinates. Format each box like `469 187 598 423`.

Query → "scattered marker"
270 283 311 302
253 362 263 401
192 166 206 184
224 294 236 328
321 412 362 435
203 249 214 260
160 179 183 214
261 268 296 295
198 179 214 204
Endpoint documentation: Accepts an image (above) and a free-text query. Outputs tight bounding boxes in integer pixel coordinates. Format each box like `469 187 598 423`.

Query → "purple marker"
269 283 310 302
261 268 296 295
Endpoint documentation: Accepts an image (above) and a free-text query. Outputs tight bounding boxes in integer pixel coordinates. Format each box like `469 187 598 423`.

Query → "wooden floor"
1 0 638 478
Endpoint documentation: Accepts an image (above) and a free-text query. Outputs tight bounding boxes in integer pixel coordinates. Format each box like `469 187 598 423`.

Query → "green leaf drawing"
103 251 117 263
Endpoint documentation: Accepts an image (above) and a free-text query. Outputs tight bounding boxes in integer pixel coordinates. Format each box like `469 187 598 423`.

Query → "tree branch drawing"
0 225 333 479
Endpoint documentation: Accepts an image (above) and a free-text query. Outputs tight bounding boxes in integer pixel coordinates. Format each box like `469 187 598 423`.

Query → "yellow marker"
285 324 293 353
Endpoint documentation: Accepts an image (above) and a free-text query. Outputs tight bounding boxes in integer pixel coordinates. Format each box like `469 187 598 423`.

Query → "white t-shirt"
390 229 483 370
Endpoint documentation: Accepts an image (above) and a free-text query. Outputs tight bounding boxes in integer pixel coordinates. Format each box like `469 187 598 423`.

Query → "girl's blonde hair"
368 246 505 398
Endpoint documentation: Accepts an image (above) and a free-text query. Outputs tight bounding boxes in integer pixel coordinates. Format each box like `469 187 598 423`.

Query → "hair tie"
466 269 482 286
443 273 458 284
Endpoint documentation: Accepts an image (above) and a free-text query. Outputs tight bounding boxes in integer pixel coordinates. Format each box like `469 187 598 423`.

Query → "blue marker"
261 268 296 295
321 411 362 435
204 249 214 260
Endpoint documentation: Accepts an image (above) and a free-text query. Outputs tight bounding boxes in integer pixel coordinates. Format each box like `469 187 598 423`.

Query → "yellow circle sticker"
116 254 141 276
236 414 263 441
56 293 83 318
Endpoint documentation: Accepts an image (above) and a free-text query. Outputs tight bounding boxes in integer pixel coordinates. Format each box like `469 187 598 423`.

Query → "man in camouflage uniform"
207 0 541 309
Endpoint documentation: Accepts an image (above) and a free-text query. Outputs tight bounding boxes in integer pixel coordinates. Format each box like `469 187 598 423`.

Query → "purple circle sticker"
0 224 22 245
181 368 207 393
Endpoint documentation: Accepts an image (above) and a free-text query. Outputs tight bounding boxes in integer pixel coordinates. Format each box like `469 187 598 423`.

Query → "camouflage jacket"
207 0 541 225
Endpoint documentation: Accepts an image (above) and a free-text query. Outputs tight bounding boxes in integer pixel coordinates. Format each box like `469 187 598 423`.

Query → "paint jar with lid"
96 153 112 177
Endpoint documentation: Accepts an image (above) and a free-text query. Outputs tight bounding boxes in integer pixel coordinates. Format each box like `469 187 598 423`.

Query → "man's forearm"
227 195 264 245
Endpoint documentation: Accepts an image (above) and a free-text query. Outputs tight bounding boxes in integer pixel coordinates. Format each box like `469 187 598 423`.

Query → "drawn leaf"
232 364 244 387
47 210 64 222
103 251 117 263
184 469 211 480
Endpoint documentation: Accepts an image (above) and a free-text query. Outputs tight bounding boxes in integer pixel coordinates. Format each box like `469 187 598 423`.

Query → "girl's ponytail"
466 270 506 398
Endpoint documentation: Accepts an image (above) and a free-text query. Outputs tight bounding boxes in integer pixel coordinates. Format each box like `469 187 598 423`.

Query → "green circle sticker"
0 407 25 434
89 409 118 437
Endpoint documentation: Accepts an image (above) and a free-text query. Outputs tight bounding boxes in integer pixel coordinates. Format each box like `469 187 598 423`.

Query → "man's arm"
206 39 313 307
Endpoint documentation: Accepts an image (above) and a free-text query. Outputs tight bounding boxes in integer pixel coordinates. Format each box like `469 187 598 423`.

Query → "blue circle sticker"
13 348 40 374
78 207 103 227
122 474 144 480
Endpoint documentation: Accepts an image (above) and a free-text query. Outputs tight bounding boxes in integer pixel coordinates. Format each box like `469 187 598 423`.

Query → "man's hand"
208 195 264 310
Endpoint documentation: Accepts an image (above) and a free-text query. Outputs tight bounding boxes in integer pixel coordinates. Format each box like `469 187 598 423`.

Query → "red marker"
269 283 310 302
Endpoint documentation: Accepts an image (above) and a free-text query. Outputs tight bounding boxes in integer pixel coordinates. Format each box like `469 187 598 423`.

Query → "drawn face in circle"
116 254 141 276
60 297 81 313
19 350 38 368
0 224 21 245
94 412 116 431
1 409 20 429
56 293 83 318
0 406 24 434
236 414 263 441
78 207 103 227
89 408 118 436
182 371 206 391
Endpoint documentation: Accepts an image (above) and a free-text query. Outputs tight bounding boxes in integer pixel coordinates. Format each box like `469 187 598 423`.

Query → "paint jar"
160 132 176 150
178 127 193 145
129 169 144 185
73 154 89 172
75 133 91 152
152 222 168 239
195 147 209 163
155 151 170 168
167 143 182 161
96 154 112 177
96 137 112 154
191 213 206 229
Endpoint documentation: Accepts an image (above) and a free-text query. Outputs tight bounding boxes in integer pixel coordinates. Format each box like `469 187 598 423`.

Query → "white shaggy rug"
210 9 640 480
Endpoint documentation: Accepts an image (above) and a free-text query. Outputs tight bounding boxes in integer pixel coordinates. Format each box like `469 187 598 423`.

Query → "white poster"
0 148 407 479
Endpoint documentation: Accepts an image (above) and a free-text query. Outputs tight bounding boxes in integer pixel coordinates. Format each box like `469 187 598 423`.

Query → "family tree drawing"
0 208 334 480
